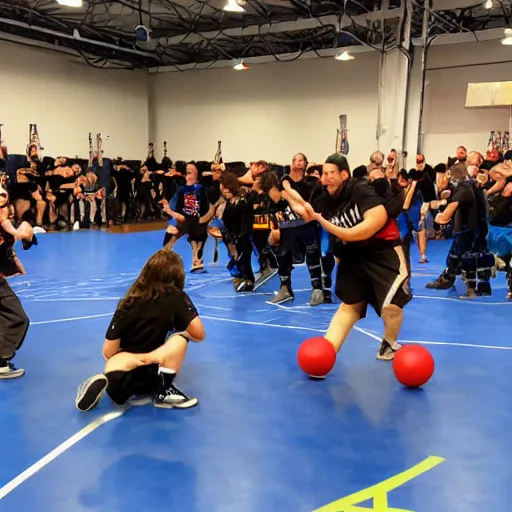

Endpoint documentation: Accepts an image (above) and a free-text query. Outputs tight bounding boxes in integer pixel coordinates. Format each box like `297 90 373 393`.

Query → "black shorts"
179 217 208 243
105 364 160 405
335 242 411 318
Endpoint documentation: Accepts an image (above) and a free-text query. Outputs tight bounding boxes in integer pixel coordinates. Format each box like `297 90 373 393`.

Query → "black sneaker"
376 340 402 361
0 362 25 380
236 280 254 293
154 384 198 409
426 276 454 290
323 290 333 304
76 374 108 412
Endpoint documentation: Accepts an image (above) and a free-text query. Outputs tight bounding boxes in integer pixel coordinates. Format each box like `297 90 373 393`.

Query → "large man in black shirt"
289 154 410 361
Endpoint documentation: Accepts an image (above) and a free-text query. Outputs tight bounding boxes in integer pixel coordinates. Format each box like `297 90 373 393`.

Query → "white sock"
158 367 176 375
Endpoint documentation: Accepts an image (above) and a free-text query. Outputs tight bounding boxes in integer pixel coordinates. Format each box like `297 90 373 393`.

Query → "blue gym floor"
1 230 511 512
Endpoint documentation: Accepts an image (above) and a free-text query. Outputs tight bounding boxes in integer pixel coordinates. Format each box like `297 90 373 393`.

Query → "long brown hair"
117 249 185 313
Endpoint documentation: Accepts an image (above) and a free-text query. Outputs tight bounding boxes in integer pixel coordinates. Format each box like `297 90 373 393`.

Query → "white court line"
413 294 512 305
201 315 321 333
24 298 120 302
31 313 113 325
353 326 512 351
0 409 128 500
25 298 232 312
202 315 512 351
204 288 311 299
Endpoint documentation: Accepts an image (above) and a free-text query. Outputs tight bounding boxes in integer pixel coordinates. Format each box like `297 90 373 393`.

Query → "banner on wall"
336 115 349 155
486 130 511 159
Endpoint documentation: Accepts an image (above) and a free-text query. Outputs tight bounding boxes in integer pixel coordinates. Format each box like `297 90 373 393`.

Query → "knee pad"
477 250 495 270
461 252 477 273
306 240 319 256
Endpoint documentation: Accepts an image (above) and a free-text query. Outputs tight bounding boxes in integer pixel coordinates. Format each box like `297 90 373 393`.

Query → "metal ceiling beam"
0 16 158 59
158 6 404 46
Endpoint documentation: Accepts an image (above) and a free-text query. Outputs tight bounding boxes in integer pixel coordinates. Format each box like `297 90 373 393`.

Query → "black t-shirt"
450 181 476 233
245 191 275 231
280 174 318 201
106 290 198 353
312 178 399 255
222 198 250 236
271 199 305 229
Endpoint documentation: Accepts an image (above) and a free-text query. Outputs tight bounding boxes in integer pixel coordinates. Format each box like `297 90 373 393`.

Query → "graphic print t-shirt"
313 179 399 256
106 290 198 353
175 184 209 218
243 191 280 231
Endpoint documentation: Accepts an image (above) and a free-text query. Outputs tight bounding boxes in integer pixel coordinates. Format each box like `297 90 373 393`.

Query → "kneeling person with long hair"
76 250 205 412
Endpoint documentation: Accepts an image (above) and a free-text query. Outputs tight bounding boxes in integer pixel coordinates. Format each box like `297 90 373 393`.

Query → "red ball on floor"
393 344 435 388
297 337 336 378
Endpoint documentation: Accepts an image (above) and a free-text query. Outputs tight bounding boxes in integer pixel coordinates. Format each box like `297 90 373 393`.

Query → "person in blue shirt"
162 162 210 272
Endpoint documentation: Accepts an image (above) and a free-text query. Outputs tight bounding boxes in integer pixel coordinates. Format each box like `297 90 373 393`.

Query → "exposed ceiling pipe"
0 16 157 59
160 8 404 46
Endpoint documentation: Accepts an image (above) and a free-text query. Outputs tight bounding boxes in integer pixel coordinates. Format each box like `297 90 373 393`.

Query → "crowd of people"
73 143 512 409
2 135 512 403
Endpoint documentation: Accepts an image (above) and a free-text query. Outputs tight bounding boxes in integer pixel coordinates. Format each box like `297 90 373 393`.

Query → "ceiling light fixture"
233 60 249 70
57 0 83 7
223 0 245 13
335 51 355 61
502 28 512 45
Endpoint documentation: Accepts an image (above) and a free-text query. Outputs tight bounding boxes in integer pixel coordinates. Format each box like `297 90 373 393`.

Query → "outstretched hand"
300 202 318 222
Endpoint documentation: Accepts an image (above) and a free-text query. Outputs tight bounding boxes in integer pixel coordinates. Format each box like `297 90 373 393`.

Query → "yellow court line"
313 455 445 512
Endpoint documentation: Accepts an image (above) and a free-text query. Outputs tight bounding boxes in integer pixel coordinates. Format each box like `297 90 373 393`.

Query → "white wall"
0 41 149 160
2 37 510 169
422 39 512 165
149 53 380 169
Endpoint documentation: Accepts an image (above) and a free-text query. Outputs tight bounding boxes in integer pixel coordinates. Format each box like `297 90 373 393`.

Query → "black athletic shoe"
76 374 108 412
376 340 402 361
426 276 454 290
154 384 198 409
22 235 38 251
0 361 25 380
236 280 254 293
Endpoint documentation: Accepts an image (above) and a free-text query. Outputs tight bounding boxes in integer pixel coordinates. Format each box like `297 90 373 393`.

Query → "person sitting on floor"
75 249 205 412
